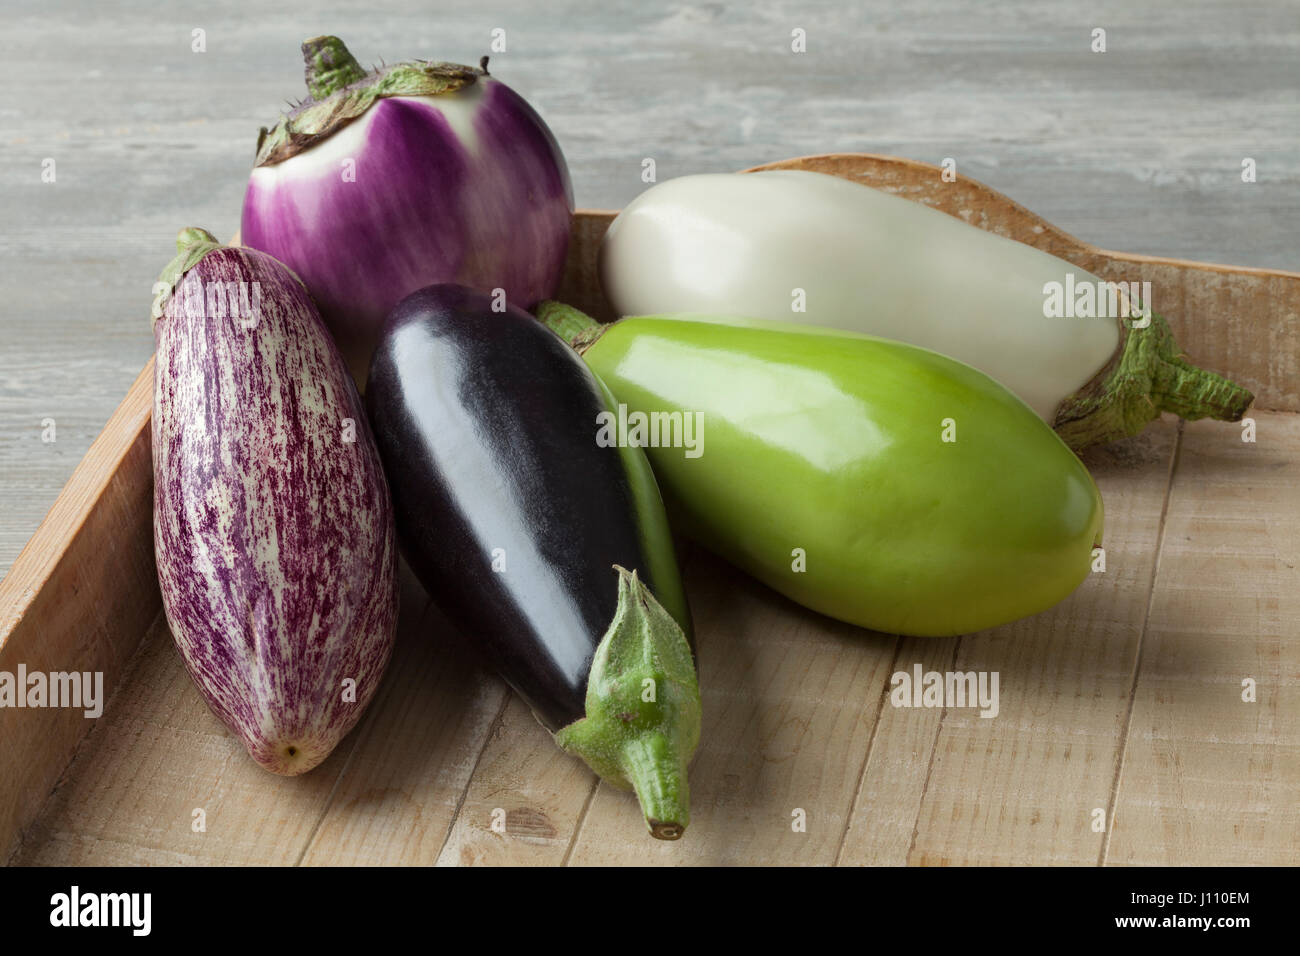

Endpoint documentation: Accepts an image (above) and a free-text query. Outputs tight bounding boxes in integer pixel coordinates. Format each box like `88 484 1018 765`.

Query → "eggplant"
365 284 699 839
151 228 398 775
241 35 573 385
540 302 1103 637
599 170 1253 449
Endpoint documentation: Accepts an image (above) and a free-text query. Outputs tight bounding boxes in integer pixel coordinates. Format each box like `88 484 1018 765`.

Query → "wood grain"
296 596 511 866
833 635 957 865
0 358 157 863
11 611 357 866
1106 412 1300 865
433 695 597 867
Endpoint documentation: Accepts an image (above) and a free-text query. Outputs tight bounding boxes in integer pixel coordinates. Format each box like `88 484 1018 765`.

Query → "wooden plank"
10 562 434 865
0 357 156 863
297 601 511 866
434 694 597 867
554 211 616 323
10 612 352 865
834 636 957 865
838 420 1179 865
1107 410 1300 865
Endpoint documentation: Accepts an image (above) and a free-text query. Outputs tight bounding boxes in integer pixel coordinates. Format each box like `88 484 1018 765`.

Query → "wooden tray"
2 154 1297 866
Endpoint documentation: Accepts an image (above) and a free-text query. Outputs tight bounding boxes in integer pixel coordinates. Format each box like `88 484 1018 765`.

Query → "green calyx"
302 35 367 100
153 227 222 328
553 566 701 840
536 300 608 353
254 35 486 167
1053 312 1254 450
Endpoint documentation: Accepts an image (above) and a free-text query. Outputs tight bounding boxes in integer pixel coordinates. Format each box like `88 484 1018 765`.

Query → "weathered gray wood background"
1 0 1296 577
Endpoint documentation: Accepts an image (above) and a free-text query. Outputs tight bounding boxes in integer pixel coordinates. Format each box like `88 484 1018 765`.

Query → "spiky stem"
302 36 367 100
553 567 701 840
1053 312 1254 450
257 36 483 167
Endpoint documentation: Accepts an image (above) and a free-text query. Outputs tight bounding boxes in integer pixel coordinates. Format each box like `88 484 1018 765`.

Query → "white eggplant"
598 170 1252 449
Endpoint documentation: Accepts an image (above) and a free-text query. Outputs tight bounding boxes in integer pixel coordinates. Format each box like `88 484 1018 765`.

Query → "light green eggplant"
539 303 1104 637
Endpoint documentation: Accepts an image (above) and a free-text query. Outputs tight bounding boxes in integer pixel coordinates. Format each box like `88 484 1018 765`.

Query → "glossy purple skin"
152 245 398 775
240 78 574 382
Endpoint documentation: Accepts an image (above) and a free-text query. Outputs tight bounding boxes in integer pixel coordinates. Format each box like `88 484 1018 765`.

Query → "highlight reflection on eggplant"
365 284 699 839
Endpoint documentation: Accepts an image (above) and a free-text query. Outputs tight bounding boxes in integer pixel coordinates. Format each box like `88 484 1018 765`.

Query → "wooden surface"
0 359 159 862
3 0 1300 578
8 414 1298 866
2 148 1297 865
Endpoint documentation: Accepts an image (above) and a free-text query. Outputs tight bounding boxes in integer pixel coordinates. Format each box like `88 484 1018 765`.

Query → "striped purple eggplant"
150 227 398 775
241 35 573 384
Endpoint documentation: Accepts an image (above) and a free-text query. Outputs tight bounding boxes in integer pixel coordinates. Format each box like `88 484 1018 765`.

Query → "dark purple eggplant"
365 284 699 839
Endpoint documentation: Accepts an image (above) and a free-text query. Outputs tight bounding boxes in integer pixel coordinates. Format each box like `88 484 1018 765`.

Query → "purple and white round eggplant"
240 36 574 385
151 228 398 775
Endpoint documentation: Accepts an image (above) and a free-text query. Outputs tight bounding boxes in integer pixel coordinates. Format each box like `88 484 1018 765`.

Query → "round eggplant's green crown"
254 35 488 168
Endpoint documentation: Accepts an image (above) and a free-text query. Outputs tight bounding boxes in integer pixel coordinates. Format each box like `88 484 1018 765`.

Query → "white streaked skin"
598 170 1121 422
152 249 397 775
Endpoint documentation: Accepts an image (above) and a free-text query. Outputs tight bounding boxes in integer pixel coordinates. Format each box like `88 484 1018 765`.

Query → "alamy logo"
152 278 263 328
1043 275 1151 325
50 886 151 936
890 664 1000 718
0 665 103 717
185 279 264 328
596 404 704 458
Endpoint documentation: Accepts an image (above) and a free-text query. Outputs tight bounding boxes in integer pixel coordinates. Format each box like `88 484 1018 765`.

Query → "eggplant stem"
536 300 606 353
1054 311 1254 450
552 567 700 840
620 734 691 841
153 227 222 329
302 36 368 101
256 37 482 167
